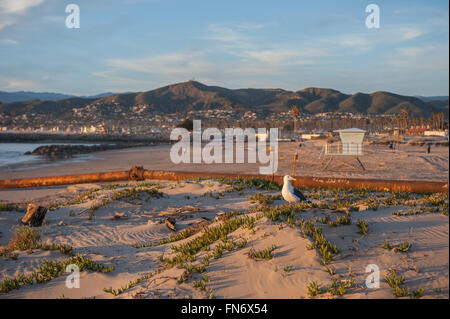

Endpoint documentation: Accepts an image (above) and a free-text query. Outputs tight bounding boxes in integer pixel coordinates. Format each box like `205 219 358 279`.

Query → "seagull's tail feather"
293 188 309 202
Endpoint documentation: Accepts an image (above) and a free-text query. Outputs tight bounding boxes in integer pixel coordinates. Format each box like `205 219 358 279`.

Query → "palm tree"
400 107 408 131
431 112 437 130
420 116 425 128
290 105 300 138
439 112 445 130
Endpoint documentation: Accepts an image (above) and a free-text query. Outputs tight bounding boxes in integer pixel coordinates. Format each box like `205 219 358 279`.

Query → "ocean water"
0 143 98 169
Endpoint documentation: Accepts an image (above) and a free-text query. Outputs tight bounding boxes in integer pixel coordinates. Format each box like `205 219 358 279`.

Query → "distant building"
301 132 327 140
82 126 97 134
405 127 427 135
424 130 449 137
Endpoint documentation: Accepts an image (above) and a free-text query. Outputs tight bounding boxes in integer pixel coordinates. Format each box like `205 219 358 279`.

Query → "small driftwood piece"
165 217 177 231
158 211 177 217
21 204 48 227
176 206 207 213
77 208 90 215
111 212 128 220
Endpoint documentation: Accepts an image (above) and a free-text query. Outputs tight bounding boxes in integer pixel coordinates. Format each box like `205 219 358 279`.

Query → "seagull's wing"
293 188 308 202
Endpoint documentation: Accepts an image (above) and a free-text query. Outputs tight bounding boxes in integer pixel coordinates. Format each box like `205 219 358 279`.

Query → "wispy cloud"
199 22 268 50
0 76 40 90
386 45 449 71
324 26 427 53
394 46 434 57
106 52 214 78
0 0 45 31
105 42 330 82
395 27 426 41
201 22 332 67
0 38 18 45
242 48 328 65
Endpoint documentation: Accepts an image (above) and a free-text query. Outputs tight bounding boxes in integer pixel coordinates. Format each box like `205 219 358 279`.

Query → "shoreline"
0 142 171 175
0 132 170 143
0 139 448 183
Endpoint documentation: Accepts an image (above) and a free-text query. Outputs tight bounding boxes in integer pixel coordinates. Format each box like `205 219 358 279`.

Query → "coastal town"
1 106 447 140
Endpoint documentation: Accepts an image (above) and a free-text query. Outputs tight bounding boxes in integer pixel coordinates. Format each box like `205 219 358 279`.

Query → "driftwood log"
21 204 48 227
165 217 177 231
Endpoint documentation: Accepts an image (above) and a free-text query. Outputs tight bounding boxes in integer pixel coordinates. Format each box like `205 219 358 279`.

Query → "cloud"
106 52 214 78
323 26 426 54
243 48 328 65
323 34 374 54
395 27 425 41
0 77 40 90
103 47 332 88
204 25 246 44
0 0 44 31
199 22 268 50
92 70 152 86
394 46 433 57
201 22 332 66
0 0 43 14
0 38 18 44
105 43 331 82
201 26 249 51
386 45 449 71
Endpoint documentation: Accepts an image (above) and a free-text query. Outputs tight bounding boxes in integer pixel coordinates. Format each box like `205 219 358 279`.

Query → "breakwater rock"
26 143 148 159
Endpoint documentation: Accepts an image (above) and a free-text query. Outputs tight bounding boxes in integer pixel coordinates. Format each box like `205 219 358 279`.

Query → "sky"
0 0 448 96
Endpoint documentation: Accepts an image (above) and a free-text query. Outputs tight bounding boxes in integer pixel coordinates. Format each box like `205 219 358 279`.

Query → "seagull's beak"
290 178 296 181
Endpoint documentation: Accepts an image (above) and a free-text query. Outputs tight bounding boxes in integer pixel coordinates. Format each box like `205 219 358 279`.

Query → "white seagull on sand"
282 175 309 203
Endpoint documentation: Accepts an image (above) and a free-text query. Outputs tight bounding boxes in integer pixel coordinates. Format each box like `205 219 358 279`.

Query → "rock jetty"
26 143 147 159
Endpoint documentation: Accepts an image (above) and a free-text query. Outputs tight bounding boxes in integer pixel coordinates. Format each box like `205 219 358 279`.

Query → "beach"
0 139 448 181
0 138 448 299
0 179 448 299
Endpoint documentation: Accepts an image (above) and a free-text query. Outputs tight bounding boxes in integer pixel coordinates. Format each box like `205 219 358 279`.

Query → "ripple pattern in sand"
54 223 171 249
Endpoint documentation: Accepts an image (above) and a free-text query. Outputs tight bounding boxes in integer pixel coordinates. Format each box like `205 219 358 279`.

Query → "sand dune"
0 179 448 299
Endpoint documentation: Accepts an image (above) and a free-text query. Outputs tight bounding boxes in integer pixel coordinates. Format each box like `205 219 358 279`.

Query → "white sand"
0 139 448 181
0 180 448 299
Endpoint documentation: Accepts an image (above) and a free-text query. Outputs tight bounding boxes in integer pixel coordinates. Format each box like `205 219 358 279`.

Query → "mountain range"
0 81 448 118
0 91 117 104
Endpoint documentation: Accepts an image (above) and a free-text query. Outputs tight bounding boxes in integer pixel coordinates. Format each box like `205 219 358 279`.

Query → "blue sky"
0 0 448 96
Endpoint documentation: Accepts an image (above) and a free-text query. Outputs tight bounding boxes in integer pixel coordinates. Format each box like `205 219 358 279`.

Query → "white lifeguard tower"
320 128 366 170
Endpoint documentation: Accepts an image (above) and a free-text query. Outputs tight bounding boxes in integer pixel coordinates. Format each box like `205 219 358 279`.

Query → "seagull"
282 175 309 203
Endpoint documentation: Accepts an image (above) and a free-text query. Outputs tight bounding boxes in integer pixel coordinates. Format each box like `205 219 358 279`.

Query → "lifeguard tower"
320 128 366 170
